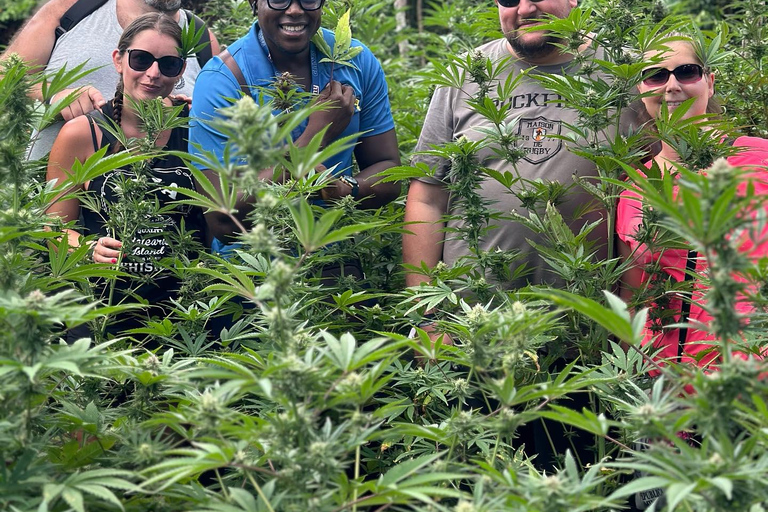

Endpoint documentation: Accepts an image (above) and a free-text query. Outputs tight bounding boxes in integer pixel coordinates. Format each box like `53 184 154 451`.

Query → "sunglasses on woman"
266 0 325 11
126 49 185 77
641 63 705 87
496 0 546 8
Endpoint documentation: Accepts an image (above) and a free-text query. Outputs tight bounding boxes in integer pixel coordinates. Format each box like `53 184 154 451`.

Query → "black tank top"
82 101 206 336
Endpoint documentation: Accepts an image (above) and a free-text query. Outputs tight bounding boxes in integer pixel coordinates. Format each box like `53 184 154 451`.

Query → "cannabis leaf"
312 9 364 82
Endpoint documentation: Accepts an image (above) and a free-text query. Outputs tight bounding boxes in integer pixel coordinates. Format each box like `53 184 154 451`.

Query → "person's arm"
402 179 449 288
263 80 357 183
321 128 401 208
315 42 400 207
400 78 456 287
2 0 76 77
47 116 125 261
1 0 107 118
46 116 93 248
403 179 454 351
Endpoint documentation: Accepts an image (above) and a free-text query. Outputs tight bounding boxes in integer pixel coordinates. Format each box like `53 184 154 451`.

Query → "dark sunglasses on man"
641 64 705 87
496 0 546 8
126 49 185 78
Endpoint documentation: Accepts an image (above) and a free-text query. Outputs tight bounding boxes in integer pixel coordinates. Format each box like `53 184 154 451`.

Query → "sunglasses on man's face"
266 0 325 11
126 49 185 77
641 63 705 87
496 0 546 8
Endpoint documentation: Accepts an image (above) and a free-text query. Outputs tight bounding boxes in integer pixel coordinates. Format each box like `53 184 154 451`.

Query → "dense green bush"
0 0 36 24
2 0 768 510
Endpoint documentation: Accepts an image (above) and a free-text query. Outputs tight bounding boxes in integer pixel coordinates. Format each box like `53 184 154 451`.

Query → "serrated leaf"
312 32 333 59
665 482 696 511
533 288 636 344
61 488 84 512
609 476 668 500
333 9 353 59
74 484 124 510
708 477 733 500
378 452 444 487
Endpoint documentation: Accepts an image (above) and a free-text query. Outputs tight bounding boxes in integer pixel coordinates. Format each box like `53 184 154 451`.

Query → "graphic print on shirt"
492 89 568 165
95 167 195 275
516 116 563 164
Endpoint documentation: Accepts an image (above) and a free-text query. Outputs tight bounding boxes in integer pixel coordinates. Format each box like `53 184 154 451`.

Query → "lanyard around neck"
256 24 321 95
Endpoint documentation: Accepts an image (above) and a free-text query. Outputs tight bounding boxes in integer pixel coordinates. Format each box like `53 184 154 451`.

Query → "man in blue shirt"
189 0 400 242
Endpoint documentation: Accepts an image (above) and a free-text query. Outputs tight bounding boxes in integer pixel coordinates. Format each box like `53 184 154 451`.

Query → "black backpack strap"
219 49 250 97
677 249 699 360
55 0 109 44
184 9 213 69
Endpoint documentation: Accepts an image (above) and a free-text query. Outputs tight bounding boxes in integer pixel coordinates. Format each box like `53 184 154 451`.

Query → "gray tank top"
27 0 202 160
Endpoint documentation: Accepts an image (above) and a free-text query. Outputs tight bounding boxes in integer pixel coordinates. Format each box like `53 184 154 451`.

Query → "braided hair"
112 12 184 129
112 79 125 128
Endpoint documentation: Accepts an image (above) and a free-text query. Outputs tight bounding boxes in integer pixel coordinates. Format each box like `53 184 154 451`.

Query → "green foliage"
2 0 768 510
199 0 254 46
179 15 213 61
311 9 364 82
0 0 35 24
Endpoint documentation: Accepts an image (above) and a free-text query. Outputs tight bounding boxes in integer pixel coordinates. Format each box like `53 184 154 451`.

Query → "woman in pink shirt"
617 38 768 372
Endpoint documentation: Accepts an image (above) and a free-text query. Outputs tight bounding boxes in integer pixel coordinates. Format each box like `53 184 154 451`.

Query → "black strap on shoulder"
55 0 109 44
219 49 250 96
184 9 213 69
85 109 118 152
86 114 100 153
677 249 699 360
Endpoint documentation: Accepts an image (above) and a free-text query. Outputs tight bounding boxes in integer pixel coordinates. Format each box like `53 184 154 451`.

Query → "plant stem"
246 471 276 512
490 432 501 467
352 442 361 512
216 469 229 500
100 226 126 338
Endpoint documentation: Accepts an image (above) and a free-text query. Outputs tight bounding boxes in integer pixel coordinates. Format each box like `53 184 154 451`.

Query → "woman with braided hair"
46 12 206 340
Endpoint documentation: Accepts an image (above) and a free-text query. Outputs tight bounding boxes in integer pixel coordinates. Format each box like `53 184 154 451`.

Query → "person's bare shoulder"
51 114 99 166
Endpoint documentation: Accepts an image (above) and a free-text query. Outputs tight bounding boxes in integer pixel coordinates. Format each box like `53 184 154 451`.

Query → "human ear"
112 50 123 74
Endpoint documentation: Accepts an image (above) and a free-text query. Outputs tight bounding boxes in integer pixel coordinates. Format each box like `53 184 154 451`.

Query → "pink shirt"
616 136 768 370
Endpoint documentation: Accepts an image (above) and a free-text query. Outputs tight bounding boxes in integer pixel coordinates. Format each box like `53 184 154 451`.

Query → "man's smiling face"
498 0 578 63
258 0 322 60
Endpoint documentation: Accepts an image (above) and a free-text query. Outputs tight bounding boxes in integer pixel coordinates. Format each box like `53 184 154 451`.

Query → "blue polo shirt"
189 21 394 175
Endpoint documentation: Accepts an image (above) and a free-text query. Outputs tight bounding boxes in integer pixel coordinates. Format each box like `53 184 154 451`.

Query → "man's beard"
506 31 561 61
143 0 182 12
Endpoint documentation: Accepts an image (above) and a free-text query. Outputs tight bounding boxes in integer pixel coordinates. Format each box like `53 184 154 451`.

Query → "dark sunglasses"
497 0 545 8
266 0 325 11
126 49 184 77
641 63 705 87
